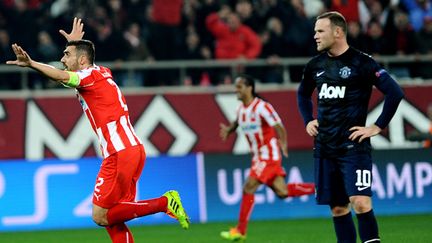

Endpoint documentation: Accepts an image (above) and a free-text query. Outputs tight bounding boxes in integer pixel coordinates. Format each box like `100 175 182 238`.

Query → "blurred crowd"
1 0 432 89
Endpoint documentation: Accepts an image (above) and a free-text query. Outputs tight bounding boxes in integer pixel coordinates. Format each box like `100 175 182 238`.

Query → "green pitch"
1 214 431 242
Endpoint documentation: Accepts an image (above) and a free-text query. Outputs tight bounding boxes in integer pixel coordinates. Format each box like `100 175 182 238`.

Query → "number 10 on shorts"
355 169 371 191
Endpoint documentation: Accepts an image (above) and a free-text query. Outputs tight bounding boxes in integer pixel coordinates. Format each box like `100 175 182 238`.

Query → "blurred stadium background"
1 0 432 242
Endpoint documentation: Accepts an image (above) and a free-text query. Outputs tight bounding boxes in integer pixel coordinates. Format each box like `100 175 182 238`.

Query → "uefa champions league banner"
203 149 432 222
1 149 431 232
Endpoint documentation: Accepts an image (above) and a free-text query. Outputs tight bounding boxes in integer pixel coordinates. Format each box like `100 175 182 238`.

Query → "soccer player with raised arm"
7 18 189 243
220 74 315 242
297 12 404 243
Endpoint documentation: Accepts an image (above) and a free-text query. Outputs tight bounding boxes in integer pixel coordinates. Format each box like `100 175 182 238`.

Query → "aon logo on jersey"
319 83 346 99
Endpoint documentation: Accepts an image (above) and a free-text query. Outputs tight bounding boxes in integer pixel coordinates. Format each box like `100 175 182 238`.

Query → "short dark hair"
237 74 258 97
317 11 347 35
66 39 95 64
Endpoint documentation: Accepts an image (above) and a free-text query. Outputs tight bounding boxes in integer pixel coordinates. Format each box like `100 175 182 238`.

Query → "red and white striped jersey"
74 65 142 158
236 97 283 161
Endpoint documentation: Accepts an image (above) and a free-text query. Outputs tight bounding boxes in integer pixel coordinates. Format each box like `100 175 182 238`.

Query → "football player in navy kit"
297 11 404 243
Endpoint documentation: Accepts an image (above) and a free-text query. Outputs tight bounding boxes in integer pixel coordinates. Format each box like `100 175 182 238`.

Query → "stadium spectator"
36 30 61 62
258 17 290 83
86 5 128 62
386 10 417 77
0 29 14 63
148 0 183 60
328 0 361 23
257 0 292 27
178 30 212 85
303 0 326 18
373 6 415 56
274 0 316 82
401 0 432 31
120 22 154 86
358 0 394 33
219 74 315 241
414 16 432 53
33 30 62 89
6 17 190 242
194 0 220 52
5 0 40 52
347 21 368 51
206 6 262 60
206 6 262 84
0 29 19 90
123 22 153 62
104 0 128 32
235 0 263 32
413 16 432 78
363 19 389 55
147 0 184 85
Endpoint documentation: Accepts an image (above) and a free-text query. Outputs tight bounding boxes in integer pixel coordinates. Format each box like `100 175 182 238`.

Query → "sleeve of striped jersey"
260 102 282 126
75 69 96 87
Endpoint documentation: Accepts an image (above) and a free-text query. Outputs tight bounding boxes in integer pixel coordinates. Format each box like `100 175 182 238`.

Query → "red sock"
287 183 315 197
237 193 254 235
105 223 134 243
107 196 167 225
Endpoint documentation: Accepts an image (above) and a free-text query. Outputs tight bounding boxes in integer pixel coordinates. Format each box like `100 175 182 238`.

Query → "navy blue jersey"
298 47 404 158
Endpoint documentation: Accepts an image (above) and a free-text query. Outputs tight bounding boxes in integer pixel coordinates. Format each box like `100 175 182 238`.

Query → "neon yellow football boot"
163 190 190 229
220 227 246 242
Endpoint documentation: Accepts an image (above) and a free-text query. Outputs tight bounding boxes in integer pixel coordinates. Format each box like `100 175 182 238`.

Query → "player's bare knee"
274 188 288 199
243 186 255 194
92 211 109 226
243 179 260 194
352 201 371 213
350 197 372 213
331 205 350 216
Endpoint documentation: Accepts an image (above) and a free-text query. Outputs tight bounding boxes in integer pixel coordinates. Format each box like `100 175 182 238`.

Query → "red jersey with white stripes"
236 97 282 161
74 65 142 158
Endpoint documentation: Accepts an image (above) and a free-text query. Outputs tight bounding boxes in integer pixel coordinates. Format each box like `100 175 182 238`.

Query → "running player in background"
7 18 189 243
297 11 404 243
219 74 315 242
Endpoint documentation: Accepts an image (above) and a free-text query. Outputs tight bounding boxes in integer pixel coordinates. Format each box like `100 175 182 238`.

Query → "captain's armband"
64 71 80 88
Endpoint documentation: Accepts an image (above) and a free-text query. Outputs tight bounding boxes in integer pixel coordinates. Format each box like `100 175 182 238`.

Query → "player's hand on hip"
59 17 85 41
306 119 319 137
349 124 382 142
6 44 32 67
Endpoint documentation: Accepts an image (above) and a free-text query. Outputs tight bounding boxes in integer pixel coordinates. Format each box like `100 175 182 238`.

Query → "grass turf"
1 214 431 243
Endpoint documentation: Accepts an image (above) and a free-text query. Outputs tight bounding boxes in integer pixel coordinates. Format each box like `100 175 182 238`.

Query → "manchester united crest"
339 66 351 79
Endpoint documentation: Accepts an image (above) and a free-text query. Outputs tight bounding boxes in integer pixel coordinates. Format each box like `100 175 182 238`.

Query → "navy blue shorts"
314 153 373 206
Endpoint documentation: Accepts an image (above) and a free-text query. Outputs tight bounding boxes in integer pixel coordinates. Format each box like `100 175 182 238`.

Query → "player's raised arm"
6 44 70 84
59 17 85 41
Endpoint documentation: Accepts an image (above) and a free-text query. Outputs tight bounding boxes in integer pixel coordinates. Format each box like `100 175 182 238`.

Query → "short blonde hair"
317 11 347 35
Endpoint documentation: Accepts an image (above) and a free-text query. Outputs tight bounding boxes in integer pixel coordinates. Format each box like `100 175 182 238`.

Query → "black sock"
357 210 380 242
333 212 356 243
